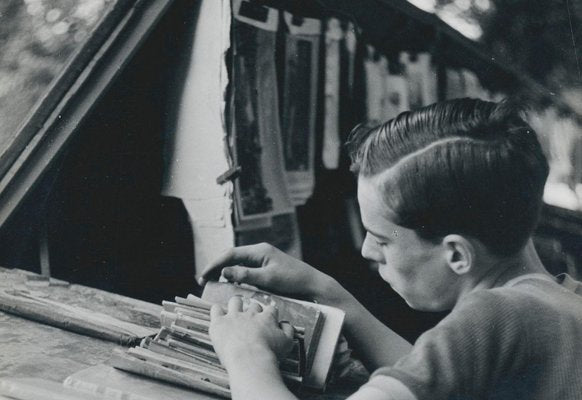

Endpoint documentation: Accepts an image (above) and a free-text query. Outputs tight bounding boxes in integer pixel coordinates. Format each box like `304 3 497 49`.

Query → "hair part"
347 98 549 256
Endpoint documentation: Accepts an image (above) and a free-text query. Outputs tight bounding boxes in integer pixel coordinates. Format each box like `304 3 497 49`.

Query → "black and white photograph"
0 0 581 399
231 6 293 220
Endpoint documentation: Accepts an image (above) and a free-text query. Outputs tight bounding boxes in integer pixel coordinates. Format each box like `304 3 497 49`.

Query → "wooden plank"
39 217 51 278
0 311 120 382
0 267 162 326
0 289 157 345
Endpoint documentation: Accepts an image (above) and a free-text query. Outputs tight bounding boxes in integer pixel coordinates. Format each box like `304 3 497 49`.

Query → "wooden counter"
0 267 365 399
0 310 120 382
0 266 160 382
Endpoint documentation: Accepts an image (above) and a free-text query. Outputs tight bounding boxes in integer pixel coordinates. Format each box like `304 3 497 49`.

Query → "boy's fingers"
210 304 225 320
198 245 268 284
227 296 243 313
247 299 263 313
279 321 295 339
221 266 270 287
261 304 279 322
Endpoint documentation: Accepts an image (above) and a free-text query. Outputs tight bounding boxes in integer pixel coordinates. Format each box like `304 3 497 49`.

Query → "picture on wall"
231 2 293 220
281 14 321 205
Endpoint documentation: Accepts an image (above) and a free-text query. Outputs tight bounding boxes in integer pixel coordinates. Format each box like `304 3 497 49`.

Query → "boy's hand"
199 243 336 302
209 296 295 370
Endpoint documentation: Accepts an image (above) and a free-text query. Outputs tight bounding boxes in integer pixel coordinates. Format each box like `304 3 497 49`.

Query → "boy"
201 99 582 399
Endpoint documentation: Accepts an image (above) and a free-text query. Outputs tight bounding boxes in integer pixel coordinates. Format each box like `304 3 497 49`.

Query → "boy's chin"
401 293 448 312
385 281 448 311
403 297 429 311
391 287 426 310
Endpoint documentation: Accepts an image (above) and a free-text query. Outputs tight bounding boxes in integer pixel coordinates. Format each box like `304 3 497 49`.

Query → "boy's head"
348 98 549 257
348 99 549 310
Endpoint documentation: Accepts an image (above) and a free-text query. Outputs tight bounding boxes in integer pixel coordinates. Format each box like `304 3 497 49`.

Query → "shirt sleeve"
369 290 527 400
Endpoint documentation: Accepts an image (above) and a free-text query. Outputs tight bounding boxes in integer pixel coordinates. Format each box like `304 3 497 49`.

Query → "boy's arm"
226 359 417 400
319 276 412 370
225 347 299 400
228 360 417 400
209 298 300 400
201 244 412 371
348 376 418 400
224 352 418 400
210 297 415 400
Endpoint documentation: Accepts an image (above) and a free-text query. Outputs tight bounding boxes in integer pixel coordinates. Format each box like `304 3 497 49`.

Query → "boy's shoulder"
449 274 582 332
371 275 582 400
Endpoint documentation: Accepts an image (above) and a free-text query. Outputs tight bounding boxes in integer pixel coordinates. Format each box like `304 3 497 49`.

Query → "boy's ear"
442 234 474 275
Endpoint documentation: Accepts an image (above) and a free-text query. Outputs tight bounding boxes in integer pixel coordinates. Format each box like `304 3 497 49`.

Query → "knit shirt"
362 274 582 399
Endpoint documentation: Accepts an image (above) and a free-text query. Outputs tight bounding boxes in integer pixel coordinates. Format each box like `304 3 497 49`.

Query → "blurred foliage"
0 0 114 151
435 0 582 112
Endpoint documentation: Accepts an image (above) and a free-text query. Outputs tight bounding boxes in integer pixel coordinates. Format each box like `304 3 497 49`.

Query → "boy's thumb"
279 321 295 340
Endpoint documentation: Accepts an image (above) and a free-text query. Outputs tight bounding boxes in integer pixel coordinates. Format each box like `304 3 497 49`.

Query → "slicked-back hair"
347 98 549 256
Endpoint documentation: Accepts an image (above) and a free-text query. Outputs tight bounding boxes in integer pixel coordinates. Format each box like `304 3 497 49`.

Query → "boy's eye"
366 232 388 247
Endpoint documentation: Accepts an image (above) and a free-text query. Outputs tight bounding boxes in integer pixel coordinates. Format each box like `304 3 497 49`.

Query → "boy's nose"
361 235 380 262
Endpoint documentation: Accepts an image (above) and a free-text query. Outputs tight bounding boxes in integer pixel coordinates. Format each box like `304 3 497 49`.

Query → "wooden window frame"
0 0 175 227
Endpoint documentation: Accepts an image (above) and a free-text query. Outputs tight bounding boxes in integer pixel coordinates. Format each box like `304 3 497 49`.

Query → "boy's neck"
464 239 551 297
